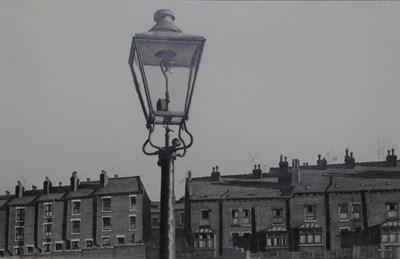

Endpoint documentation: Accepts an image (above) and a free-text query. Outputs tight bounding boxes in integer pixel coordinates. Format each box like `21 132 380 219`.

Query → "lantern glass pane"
130 47 151 120
135 38 203 124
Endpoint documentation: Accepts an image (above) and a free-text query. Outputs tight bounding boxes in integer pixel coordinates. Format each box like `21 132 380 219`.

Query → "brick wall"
66 198 93 250
0 209 6 252
95 193 143 247
37 200 65 252
367 190 400 227
8 205 36 254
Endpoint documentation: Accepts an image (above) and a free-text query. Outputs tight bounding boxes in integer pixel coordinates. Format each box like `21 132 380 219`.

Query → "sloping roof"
0 199 9 208
380 221 400 228
298 223 322 229
292 169 333 194
194 228 214 234
266 226 287 232
190 175 291 201
94 177 140 195
8 195 37 206
36 193 66 202
326 166 400 192
64 189 95 199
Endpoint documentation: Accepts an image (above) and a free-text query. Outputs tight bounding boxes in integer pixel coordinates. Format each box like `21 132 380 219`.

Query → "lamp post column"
158 127 176 259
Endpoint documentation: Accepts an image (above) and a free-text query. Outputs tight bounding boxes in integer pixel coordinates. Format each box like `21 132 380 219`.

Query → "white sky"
1 1 399 201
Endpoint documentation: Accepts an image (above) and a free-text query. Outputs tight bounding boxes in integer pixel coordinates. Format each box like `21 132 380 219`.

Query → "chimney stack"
211 166 221 182
386 148 398 167
100 170 109 187
344 149 355 169
252 164 262 179
291 159 301 186
317 154 328 170
279 155 289 173
5 190 10 197
32 185 37 190
43 177 52 195
59 182 62 187
114 174 119 178
15 181 24 198
70 171 80 191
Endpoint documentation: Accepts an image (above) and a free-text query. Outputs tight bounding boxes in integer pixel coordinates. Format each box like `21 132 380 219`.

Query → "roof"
298 223 322 229
94 177 141 195
64 189 95 199
380 221 400 228
0 199 9 208
36 193 66 202
326 166 400 192
266 226 287 232
194 228 214 234
8 195 37 206
189 175 292 201
292 169 333 194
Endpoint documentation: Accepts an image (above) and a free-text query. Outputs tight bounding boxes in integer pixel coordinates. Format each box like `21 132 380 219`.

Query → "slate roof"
36 193 66 202
8 195 37 206
189 175 292 201
326 166 400 192
94 177 141 195
64 189 95 199
0 198 9 209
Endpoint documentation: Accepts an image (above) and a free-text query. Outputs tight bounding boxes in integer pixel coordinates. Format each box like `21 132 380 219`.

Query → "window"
152 216 160 228
26 246 34 254
273 209 283 224
15 227 24 241
72 220 80 234
71 240 79 250
129 216 136 230
299 229 322 245
352 204 361 220
129 195 136 210
305 205 316 221
193 233 214 248
16 208 25 222
381 229 400 243
102 217 111 231
231 209 239 225
201 210 210 226
243 209 251 225
72 201 81 215
55 243 63 251
102 197 111 212
86 240 93 248
266 233 288 248
102 237 111 247
44 243 51 252
179 212 185 224
44 203 53 218
387 203 398 219
339 204 349 220
117 236 125 245
231 233 240 247
14 247 23 256
44 224 52 237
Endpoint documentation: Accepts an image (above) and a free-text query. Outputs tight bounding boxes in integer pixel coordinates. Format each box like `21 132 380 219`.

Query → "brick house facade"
0 171 151 257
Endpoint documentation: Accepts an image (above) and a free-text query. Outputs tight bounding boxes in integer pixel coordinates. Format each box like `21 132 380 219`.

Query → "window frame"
242 209 251 226
231 209 240 225
101 236 111 247
43 223 52 238
200 210 210 226
339 203 349 221
116 235 126 245
305 205 316 222
71 219 81 234
102 216 111 231
273 208 284 224
15 207 25 222
15 227 24 241
352 203 361 220
44 202 53 218
102 196 111 212
71 200 81 215
129 195 137 211
386 202 398 219
129 215 137 231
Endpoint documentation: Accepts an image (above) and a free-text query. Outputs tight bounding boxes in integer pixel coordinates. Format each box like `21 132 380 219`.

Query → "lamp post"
128 9 205 259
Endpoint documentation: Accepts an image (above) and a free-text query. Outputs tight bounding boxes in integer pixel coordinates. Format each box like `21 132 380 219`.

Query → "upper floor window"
273 209 283 224
72 220 80 234
44 224 52 237
387 203 398 219
44 203 53 218
201 210 210 226
117 236 125 245
129 195 136 210
243 209 251 225
231 209 239 225
72 201 81 215
71 240 79 250
339 204 349 220
305 205 316 221
103 217 111 231
15 227 24 241
352 204 361 220
152 216 160 228
129 216 136 230
102 197 111 212
179 212 185 224
16 208 25 222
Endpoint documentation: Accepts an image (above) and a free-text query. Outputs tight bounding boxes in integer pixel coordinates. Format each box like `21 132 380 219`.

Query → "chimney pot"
5 190 10 196
87 178 91 182
59 182 62 187
114 174 118 178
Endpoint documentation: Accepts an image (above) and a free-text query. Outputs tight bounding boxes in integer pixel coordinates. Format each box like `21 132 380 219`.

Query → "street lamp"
128 9 205 259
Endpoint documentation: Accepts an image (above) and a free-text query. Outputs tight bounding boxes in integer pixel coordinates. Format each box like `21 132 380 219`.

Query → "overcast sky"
1 1 399 201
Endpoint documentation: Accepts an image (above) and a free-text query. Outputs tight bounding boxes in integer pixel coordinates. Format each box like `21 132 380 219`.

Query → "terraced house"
0 171 151 257
185 150 400 258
